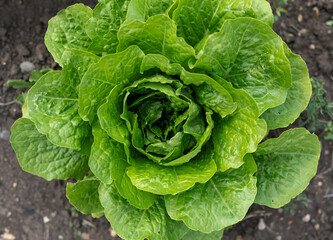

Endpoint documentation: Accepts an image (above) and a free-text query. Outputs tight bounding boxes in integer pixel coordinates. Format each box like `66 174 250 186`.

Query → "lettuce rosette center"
115 75 213 166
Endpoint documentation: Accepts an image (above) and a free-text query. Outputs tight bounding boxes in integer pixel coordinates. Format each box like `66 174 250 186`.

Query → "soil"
0 0 332 240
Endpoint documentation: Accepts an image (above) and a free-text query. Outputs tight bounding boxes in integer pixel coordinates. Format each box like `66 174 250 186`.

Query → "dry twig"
0 100 17 106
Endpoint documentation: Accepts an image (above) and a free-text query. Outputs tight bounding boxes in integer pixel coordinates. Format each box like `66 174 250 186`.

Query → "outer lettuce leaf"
60 49 100 88
27 71 91 150
79 45 144 123
27 49 98 150
212 75 267 171
165 154 257 233
261 44 312 129
251 0 274 26
172 0 254 46
126 0 174 23
182 229 224 240
99 183 167 240
163 217 224 240
117 14 195 64
127 144 217 195
86 0 130 56
253 128 321 208
45 4 92 65
90 123 156 209
99 182 217 240
192 17 292 114
66 174 104 216
163 217 189 240
10 118 89 180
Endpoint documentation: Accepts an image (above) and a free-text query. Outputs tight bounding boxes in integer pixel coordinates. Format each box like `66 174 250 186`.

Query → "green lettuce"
10 0 321 239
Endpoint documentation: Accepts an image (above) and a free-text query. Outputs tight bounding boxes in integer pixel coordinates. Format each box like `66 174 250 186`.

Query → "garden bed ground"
0 0 332 239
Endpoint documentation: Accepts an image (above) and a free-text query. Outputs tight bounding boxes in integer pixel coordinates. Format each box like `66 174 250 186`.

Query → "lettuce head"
10 0 321 239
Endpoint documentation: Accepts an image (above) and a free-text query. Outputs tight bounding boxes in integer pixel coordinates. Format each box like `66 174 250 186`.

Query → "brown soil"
0 0 332 240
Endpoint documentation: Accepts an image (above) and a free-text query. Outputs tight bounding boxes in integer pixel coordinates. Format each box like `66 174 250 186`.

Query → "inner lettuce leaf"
211 75 267 171
127 142 217 195
79 45 144 123
9 1 321 240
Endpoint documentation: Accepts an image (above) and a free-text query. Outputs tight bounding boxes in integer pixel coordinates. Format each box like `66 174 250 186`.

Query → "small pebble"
58 235 64 240
258 218 266 230
20 61 35 72
36 43 48 61
236 235 243 240
318 181 323 187
288 220 293 225
81 232 90 240
314 223 320 230
297 14 303 22
43 216 50 224
16 44 30 56
278 208 283 213
13 182 17 188
302 214 311 222
309 44 316 50
110 229 117 237
312 7 319 18
276 236 282 240
0 130 10 141
318 209 322 215
298 28 308 36
1 228 16 240
10 65 19 75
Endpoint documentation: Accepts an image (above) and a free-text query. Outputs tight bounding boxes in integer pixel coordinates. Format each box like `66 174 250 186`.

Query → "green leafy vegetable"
10 118 89 181
253 128 320 208
10 1 320 239
66 174 104 216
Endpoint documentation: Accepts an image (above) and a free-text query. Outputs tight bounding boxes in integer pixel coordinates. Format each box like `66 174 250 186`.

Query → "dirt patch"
0 0 332 239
